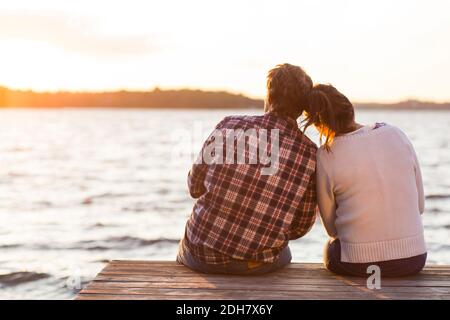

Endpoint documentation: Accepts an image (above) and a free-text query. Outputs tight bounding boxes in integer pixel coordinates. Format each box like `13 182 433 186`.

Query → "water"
0 108 449 299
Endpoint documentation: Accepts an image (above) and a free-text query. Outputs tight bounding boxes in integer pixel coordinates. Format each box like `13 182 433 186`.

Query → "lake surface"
0 108 449 299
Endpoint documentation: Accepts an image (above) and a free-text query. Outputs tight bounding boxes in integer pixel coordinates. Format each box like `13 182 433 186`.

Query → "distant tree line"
356 100 450 110
0 87 264 109
0 86 449 110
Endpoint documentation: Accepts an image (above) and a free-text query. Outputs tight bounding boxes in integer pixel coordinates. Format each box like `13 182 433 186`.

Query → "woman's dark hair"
265 63 313 119
302 84 355 150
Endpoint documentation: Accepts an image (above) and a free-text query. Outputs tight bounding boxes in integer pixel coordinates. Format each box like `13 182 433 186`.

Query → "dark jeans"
324 238 427 277
177 242 292 275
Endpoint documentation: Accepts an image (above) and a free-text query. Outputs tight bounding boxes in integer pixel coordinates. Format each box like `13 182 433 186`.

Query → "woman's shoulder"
317 123 401 154
381 124 412 143
316 146 333 164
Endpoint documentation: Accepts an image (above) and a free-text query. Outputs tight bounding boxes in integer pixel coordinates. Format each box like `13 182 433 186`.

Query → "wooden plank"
103 263 450 275
77 294 170 300
76 261 450 300
85 282 362 293
79 287 381 300
76 293 368 300
108 260 450 272
108 261 323 268
78 287 450 300
98 269 450 282
93 274 450 287
85 281 450 295
76 293 449 300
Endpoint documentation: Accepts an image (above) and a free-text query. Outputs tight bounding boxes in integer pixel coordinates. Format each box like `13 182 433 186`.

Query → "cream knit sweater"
316 124 426 263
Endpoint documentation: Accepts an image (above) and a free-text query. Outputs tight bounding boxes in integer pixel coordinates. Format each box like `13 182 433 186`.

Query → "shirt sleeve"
288 167 318 240
187 163 208 199
187 117 228 199
316 153 338 238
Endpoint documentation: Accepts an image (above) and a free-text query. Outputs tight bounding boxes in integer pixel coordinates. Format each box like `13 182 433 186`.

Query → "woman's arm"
316 153 338 238
411 145 425 214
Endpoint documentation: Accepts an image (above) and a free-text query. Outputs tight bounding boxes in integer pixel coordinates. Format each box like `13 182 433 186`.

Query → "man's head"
265 63 313 120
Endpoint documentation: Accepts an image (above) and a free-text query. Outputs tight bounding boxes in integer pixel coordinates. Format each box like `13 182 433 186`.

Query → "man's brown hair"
265 63 313 119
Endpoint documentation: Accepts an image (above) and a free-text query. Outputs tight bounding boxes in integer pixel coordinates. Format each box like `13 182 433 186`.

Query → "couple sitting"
177 63 427 277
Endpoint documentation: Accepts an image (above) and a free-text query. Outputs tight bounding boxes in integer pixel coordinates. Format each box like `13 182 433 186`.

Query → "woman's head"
303 84 355 149
265 63 313 119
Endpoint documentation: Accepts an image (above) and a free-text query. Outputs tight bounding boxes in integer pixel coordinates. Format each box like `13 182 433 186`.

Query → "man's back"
184 112 318 264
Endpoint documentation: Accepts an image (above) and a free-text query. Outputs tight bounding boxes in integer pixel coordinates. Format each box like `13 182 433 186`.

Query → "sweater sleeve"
411 145 425 214
316 152 338 238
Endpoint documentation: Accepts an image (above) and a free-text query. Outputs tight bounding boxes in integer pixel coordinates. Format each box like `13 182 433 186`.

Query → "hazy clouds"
0 11 156 57
0 1 450 101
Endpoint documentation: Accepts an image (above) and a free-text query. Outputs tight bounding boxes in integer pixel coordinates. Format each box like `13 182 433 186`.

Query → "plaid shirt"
182 112 317 264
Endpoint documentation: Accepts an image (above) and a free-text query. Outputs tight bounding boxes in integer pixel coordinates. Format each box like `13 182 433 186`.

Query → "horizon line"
1 84 449 105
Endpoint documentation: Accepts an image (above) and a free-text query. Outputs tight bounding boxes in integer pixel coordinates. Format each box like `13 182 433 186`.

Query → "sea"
0 108 449 299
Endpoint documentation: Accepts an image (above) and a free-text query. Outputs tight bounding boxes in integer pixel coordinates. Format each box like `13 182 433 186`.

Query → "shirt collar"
266 111 300 131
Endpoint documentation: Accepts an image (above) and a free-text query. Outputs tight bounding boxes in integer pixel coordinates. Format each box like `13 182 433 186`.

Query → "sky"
0 0 449 102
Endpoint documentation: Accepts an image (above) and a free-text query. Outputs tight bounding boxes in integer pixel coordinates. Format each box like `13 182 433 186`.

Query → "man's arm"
187 117 229 199
187 162 208 199
288 171 318 240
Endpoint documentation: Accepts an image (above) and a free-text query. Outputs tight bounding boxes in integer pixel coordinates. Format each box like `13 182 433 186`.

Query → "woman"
305 84 427 277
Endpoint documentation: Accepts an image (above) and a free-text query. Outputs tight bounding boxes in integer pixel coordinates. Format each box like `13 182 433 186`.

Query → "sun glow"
1 0 450 101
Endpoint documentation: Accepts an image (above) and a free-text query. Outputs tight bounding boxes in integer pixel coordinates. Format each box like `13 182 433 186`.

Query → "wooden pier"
76 261 450 300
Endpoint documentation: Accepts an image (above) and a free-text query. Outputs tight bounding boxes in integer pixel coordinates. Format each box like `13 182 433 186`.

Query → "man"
177 63 318 275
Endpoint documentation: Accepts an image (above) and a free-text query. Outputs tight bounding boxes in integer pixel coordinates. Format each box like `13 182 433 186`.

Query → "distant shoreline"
1 86 449 110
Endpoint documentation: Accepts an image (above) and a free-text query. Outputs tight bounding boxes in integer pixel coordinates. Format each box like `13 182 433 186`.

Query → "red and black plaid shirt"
182 112 317 264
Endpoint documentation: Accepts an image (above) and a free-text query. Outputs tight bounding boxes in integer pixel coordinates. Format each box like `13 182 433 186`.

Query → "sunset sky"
0 0 449 102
